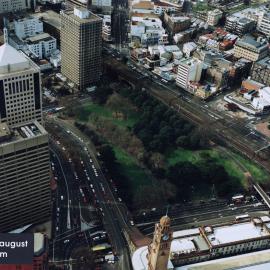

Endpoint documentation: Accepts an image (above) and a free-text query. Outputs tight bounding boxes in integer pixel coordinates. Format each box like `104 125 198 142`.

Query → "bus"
235 214 249 221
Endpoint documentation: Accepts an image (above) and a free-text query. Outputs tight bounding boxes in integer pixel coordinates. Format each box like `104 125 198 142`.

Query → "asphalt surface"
46 118 133 270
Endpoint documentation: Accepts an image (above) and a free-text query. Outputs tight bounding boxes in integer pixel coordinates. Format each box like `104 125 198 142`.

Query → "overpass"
253 182 270 209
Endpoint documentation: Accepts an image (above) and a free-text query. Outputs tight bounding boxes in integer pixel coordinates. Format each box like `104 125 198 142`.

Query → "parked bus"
235 214 249 221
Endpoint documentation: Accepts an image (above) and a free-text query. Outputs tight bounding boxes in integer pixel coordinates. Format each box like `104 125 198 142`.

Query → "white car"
63 239 69 244
61 195 64 200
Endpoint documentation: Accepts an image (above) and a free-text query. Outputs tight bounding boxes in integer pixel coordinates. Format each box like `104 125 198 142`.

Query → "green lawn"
113 146 152 192
76 102 139 128
165 148 269 188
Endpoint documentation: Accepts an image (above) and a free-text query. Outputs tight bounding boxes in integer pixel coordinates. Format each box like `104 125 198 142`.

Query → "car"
118 197 122 202
90 184 93 188
66 130 71 134
68 158 72 163
56 141 60 145
57 207 60 212
130 220 134 226
56 226 59 231
151 208 156 211
63 239 69 244
62 147 66 151
89 159 92 162
61 195 64 200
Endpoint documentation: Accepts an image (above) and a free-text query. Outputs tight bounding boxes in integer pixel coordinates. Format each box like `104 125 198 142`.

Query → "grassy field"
76 102 139 128
112 146 152 192
165 148 269 187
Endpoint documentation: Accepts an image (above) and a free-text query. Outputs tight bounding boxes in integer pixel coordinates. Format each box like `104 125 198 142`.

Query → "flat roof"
207 222 270 246
0 121 47 146
27 32 54 43
32 10 61 30
0 123 11 139
62 9 102 23
175 248 270 270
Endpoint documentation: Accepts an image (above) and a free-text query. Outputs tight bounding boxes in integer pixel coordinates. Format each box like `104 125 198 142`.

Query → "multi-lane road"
46 118 133 270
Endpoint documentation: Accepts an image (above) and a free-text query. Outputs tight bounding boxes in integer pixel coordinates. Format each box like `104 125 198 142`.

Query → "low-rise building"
225 16 256 36
132 215 270 269
251 56 270 86
154 1 179 15
164 13 191 34
132 0 154 14
130 16 168 46
234 35 269 62
26 33 57 59
14 16 43 40
207 9 223 26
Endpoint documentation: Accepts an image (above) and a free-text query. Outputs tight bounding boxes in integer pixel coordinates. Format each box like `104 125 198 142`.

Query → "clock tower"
147 216 173 270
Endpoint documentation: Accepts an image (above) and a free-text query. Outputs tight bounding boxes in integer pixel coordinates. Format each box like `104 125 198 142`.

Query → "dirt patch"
256 122 270 138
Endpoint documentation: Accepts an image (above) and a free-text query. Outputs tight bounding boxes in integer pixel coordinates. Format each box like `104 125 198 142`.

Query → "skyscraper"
0 43 51 231
60 7 102 90
0 44 42 127
0 121 51 232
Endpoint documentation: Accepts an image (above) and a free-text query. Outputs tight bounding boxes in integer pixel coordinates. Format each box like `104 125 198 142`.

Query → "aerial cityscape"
2 0 270 269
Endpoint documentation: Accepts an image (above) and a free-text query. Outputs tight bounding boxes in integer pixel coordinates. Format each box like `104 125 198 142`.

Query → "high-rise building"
0 44 42 126
60 7 102 90
176 58 203 90
147 216 173 270
0 121 51 232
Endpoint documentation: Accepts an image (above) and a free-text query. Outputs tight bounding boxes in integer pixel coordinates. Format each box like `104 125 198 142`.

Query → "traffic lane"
134 202 266 224
139 205 268 234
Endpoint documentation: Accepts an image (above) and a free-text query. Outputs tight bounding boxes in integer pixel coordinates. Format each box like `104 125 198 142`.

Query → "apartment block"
0 121 51 232
251 57 270 86
234 35 269 62
0 0 35 14
0 44 42 126
60 7 102 90
176 58 203 90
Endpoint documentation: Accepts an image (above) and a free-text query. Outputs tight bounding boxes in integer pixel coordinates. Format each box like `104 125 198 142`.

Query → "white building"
176 58 202 89
92 0 112 12
182 42 197 57
131 16 168 46
0 0 35 14
258 12 270 37
252 87 270 111
154 1 178 15
207 9 223 26
132 0 155 14
14 17 43 40
26 33 57 59
102 15 112 42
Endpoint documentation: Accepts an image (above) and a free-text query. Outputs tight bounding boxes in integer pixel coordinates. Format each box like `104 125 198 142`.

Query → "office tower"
60 7 102 90
0 121 51 232
0 43 42 126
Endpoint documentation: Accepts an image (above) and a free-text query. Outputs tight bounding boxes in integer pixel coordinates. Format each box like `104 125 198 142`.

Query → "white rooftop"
175 248 270 270
207 222 269 246
171 238 196 254
132 246 174 270
173 228 200 239
0 43 30 74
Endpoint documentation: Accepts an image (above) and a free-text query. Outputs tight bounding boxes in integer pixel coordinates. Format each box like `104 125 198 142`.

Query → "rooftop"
0 121 47 146
0 43 30 74
206 222 270 246
26 32 55 43
236 35 268 50
0 123 11 139
61 8 102 23
176 248 270 270
32 10 61 30
132 1 154 10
